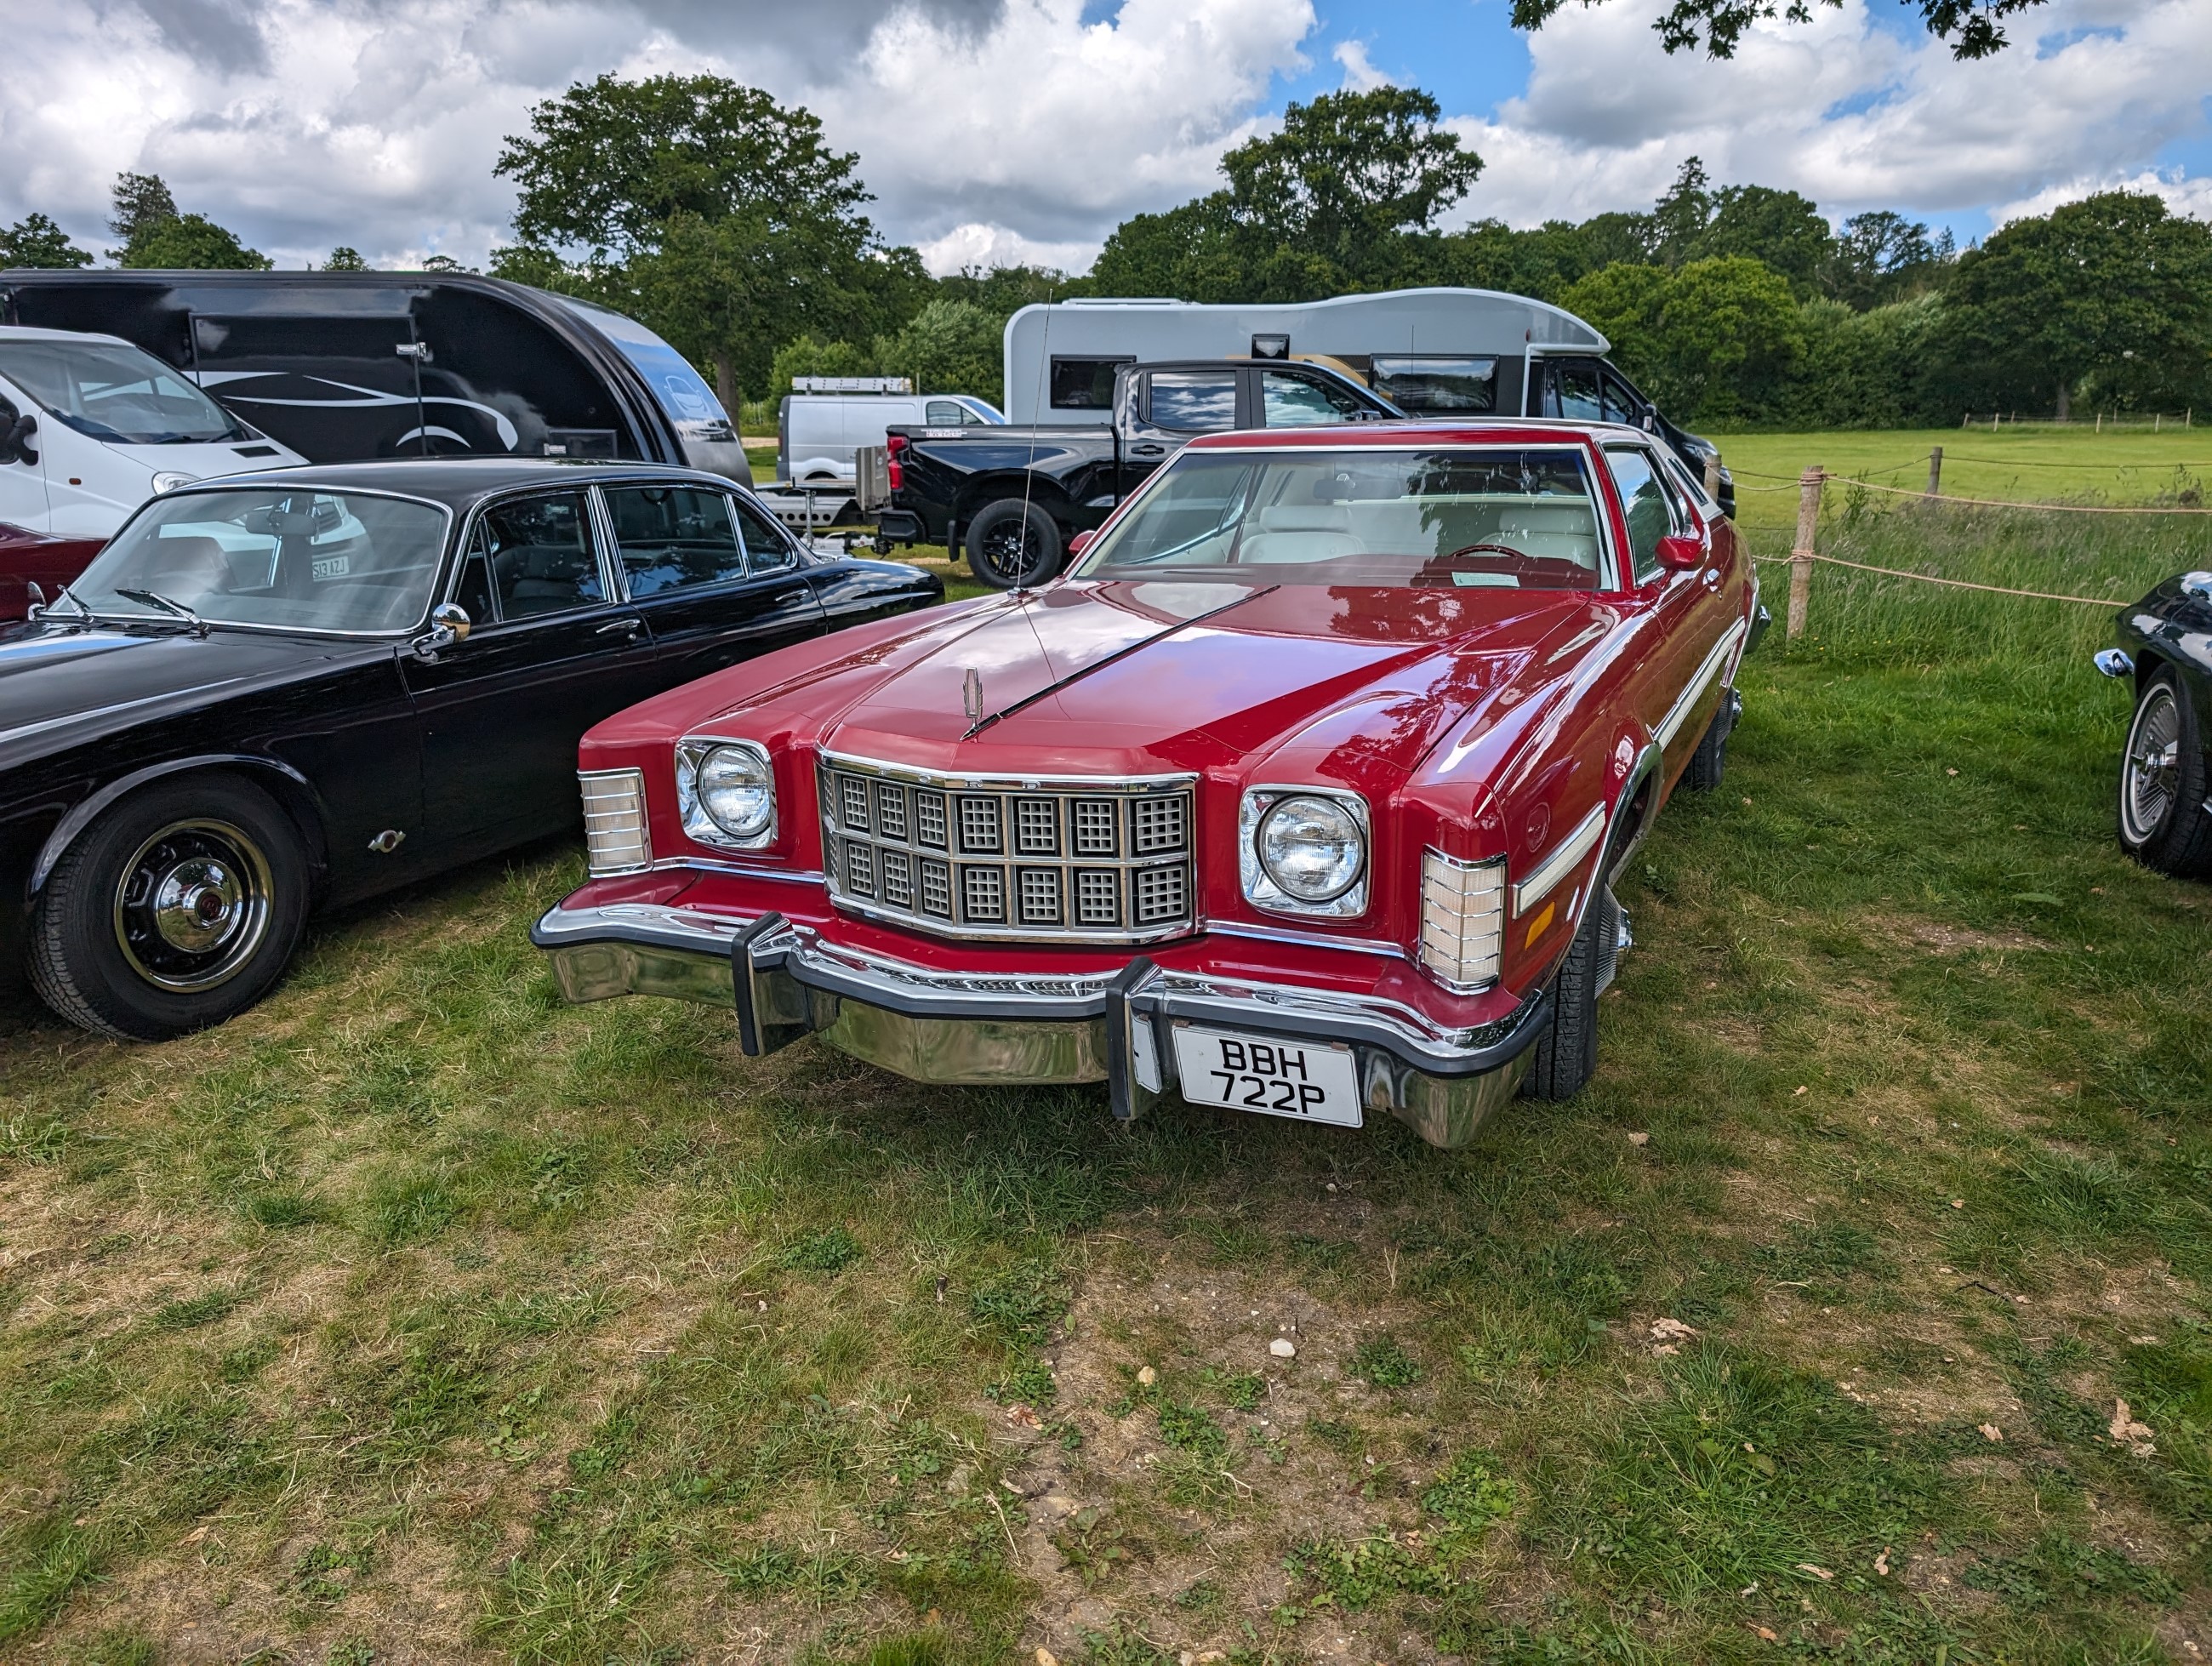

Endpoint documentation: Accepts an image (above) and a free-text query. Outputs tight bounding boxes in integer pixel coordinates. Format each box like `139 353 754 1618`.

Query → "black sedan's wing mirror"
413 602 472 662
0 414 37 466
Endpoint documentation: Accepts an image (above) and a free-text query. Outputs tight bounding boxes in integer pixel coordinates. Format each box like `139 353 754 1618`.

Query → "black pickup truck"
878 358 1401 587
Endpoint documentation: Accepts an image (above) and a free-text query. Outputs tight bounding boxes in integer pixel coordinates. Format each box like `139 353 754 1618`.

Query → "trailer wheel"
965 499 1063 590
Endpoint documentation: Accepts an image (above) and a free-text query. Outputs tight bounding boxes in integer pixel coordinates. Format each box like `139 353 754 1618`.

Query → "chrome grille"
820 754 1199 944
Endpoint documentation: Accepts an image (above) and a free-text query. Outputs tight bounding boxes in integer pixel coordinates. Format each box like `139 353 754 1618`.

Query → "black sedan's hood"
0 623 384 759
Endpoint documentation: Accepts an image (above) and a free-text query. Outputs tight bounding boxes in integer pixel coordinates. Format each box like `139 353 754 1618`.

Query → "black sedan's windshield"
69 488 450 634
1073 447 1610 591
0 339 248 445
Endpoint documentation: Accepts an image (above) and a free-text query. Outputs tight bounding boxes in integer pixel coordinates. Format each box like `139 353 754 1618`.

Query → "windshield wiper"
115 587 210 636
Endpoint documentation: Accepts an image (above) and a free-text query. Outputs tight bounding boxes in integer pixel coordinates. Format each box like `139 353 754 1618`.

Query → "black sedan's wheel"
2118 668 2212 876
965 499 1063 589
28 777 311 1040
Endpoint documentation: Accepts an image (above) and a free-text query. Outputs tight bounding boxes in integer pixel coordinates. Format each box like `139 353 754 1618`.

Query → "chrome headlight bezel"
676 736 776 849
1239 785 1369 917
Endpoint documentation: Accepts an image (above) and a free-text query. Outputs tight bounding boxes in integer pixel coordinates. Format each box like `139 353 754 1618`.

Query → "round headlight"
1257 794 1364 902
697 745 772 838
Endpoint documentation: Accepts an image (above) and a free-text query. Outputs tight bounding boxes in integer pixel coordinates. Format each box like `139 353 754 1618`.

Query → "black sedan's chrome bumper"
531 902 1551 1150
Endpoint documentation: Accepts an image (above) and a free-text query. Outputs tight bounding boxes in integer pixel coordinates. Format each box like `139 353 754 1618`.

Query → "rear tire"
2118 667 2212 877
1682 688 1740 792
1520 881 1621 1102
965 499 1063 590
28 776 311 1040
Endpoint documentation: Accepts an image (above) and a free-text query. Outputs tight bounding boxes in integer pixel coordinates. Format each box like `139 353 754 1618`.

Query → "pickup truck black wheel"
1682 688 1741 792
2118 667 2212 876
27 776 311 1041
1520 877 1622 1103
965 499 1063 589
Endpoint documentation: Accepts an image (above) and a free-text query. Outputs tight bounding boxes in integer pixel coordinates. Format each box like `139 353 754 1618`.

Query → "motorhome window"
0 339 247 445
1074 447 1606 591
1604 448 1672 585
1050 357 1132 410
71 488 448 633
476 492 606 619
1148 371 1239 432
605 485 747 596
732 496 799 574
1542 362 1605 423
1600 374 1644 426
1371 357 1497 414
1261 371 1368 427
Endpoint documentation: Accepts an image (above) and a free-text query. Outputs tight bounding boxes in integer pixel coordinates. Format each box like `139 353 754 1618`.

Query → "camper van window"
0 339 247 446
604 486 747 597
1599 374 1644 426
1261 371 1368 428
1542 362 1605 423
732 497 799 574
1050 357 1133 410
1370 357 1497 414
1148 371 1239 432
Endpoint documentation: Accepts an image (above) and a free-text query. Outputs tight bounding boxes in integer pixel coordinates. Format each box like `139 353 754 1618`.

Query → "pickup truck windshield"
69 488 450 634
1072 447 1609 591
0 339 248 445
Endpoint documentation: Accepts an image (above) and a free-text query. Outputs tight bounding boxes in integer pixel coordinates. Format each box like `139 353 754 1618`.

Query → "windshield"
69 488 450 633
1073 447 1610 591
0 339 248 445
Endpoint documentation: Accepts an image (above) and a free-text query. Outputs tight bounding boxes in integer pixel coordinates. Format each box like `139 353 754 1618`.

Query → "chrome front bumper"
531 902 1551 1150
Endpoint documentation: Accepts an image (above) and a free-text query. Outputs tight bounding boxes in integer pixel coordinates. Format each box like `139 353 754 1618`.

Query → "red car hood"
792 578 1596 781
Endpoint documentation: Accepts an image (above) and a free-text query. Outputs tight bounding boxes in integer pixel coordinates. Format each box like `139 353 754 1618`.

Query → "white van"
0 327 306 537
778 387 1002 486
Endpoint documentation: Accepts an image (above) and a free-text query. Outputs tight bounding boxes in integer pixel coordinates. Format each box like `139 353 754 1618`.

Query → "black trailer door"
188 312 429 461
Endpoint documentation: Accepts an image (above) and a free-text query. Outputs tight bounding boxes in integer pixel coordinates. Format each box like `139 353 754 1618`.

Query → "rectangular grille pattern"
822 758 1196 943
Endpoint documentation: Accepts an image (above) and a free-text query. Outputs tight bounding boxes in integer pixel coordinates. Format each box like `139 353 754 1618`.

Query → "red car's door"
1602 443 1713 773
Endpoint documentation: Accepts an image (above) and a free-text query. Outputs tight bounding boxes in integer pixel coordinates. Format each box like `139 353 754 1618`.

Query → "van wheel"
2118 668 2212 876
28 777 311 1040
966 499 1063 589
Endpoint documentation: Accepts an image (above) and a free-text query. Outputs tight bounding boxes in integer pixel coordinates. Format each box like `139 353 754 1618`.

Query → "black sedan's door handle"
596 617 643 639
1129 442 1166 456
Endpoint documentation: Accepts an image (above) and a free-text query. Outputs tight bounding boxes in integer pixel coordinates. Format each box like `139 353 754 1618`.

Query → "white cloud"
1331 38 1390 92
915 220 1103 276
1992 167 2212 228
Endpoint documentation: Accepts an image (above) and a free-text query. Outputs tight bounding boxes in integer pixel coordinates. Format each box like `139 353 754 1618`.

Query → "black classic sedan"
0 459 941 1038
2097 568 2212 877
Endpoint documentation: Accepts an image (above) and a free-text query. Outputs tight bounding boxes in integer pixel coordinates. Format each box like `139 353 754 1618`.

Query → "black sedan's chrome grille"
819 755 1199 944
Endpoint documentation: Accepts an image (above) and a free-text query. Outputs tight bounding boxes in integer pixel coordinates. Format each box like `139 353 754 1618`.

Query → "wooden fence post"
1926 446 1942 498
1787 468 1822 642
1703 451 1724 509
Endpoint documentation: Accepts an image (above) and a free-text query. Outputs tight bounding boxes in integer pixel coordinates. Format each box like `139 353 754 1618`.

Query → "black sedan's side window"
732 496 799 574
456 492 606 623
604 485 747 596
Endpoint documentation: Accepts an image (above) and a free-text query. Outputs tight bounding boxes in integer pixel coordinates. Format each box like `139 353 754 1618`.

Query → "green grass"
3 491 2210 1661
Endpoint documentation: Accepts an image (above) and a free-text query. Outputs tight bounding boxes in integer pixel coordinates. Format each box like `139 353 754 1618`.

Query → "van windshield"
1072 447 1609 591
0 339 248 445
67 488 449 634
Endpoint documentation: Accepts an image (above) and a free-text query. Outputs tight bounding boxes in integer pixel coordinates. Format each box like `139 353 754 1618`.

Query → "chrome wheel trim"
2121 685 2182 845
111 819 276 993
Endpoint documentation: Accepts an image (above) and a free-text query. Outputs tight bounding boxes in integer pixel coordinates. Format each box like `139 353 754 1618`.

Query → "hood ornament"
962 667 983 727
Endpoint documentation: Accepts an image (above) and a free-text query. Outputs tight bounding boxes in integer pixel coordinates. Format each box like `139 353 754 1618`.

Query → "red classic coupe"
533 421 1767 1148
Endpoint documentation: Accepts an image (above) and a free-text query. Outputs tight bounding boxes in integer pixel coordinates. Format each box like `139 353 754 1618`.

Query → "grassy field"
3 447 2212 1664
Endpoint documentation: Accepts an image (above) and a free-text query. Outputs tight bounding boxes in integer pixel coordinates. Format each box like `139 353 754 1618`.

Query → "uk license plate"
1172 1025 1361 1128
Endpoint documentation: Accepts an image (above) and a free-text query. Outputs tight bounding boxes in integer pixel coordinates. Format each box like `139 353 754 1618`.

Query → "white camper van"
0 327 307 538
778 377 1003 486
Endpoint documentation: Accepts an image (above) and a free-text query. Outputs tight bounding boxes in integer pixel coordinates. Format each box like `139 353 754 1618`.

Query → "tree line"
7 77 2208 430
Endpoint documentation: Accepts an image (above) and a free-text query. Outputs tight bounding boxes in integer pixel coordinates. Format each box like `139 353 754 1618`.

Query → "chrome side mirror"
413 602 472 661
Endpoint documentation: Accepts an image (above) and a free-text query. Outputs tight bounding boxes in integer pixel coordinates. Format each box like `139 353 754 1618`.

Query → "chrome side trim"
649 856 827 884
1512 804 1604 916
1656 617 1749 750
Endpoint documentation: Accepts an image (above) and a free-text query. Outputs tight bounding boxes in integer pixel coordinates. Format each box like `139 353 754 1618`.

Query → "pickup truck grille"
819 754 1199 944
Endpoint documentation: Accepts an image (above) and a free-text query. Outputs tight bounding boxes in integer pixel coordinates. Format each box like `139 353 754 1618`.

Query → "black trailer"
0 270 750 485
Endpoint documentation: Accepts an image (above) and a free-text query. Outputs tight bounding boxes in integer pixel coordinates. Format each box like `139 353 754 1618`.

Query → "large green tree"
494 74 927 408
101 171 267 269
0 213 93 269
1563 255 1804 422
1944 191 2212 419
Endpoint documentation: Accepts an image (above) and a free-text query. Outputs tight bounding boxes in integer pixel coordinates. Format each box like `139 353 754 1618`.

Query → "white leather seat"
1495 504 1599 569
1240 504 1363 563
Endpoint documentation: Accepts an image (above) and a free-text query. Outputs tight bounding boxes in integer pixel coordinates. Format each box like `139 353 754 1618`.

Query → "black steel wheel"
2117 667 2212 876
28 776 311 1040
964 499 1063 590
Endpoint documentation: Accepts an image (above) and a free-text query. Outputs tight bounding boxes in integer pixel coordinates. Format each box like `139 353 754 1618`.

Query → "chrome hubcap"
113 819 273 992
2122 687 2181 843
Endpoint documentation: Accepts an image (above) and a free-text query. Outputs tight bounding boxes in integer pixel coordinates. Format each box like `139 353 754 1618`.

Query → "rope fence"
1747 551 2120 608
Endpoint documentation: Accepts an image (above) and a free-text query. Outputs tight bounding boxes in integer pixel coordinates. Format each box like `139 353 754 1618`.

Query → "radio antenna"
1010 279 1055 600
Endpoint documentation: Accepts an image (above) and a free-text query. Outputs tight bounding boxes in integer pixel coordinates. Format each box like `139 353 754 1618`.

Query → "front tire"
2118 668 2212 877
1520 881 1622 1102
964 499 1063 589
1682 688 1740 792
28 776 311 1040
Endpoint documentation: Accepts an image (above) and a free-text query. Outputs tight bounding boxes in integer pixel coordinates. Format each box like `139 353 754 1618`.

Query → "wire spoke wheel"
2122 685 2182 844
111 818 275 993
